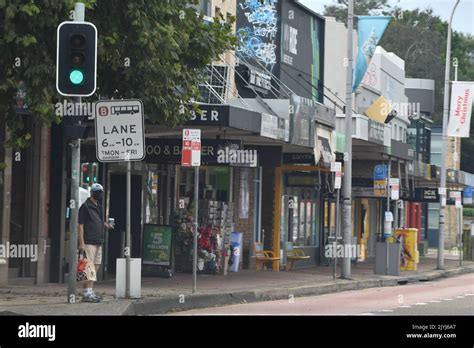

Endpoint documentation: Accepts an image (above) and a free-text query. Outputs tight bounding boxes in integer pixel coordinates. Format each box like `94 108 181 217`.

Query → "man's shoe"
91 292 103 300
82 294 101 303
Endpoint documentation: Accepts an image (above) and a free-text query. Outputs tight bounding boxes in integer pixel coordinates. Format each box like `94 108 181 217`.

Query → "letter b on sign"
98 106 108 116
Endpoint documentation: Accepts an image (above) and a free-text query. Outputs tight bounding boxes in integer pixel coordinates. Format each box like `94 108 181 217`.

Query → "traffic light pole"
438 0 460 270
67 2 85 304
342 0 354 279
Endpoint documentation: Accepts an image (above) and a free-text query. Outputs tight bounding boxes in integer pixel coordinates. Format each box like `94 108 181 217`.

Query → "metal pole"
258 166 262 242
342 0 354 279
334 187 340 280
67 1 85 305
126 161 131 297
192 166 199 293
439 0 460 270
459 204 463 267
68 137 80 303
386 158 391 275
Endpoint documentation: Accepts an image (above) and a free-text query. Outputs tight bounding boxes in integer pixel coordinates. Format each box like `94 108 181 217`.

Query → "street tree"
323 0 391 27
0 0 236 149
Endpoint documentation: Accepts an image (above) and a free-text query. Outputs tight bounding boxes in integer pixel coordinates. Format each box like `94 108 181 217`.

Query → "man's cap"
91 183 104 192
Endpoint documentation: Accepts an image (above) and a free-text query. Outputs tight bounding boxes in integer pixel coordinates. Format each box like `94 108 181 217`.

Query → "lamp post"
438 0 460 270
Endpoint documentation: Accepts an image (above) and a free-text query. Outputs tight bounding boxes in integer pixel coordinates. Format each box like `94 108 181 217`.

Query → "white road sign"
331 162 342 172
334 171 342 189
95 99 145 162
389 178 399 200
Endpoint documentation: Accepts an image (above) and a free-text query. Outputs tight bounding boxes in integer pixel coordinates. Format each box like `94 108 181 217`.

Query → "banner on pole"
352 16 391 92
447 81 474 137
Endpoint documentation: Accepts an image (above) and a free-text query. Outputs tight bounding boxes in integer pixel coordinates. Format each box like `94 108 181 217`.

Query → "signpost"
390 178 400 200
331 162 342 280
374 164 388 197
95 99 145 298
182 129 201 292
464 186 473 205
95 99 145 162
181 129 201 167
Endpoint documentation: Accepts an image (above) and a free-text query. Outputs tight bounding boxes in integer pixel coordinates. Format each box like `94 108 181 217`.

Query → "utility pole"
342 0 354 279
438 0 460 270
452 57 463 268
67 2 84 304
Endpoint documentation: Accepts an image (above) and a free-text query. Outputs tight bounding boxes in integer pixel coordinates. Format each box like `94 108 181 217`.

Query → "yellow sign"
396 228 419 271
364 95 392 123
374 179 386 197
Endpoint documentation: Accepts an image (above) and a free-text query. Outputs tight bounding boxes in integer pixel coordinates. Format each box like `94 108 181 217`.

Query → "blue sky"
299 0 474 35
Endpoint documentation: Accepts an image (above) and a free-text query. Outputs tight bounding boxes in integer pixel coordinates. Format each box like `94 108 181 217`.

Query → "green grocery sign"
142 224 172 266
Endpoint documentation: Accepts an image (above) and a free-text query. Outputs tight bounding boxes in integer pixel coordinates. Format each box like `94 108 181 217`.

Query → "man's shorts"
84 244 102 265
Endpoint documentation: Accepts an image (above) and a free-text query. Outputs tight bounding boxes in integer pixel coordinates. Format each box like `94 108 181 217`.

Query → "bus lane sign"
95 99 145 162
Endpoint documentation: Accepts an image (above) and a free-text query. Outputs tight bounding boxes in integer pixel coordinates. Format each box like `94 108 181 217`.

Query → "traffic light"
91 162 98 183
56 21 97 96
82 163 91 185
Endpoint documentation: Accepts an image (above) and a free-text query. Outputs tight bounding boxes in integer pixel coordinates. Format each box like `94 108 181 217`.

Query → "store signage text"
145 139 241 165
368 120 384 145
185 105 229 126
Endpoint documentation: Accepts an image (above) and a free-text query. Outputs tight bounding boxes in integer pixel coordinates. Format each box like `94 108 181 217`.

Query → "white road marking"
378 309 394 312
429 300 442 303
415 302 427 305
443 298 454 301
398 305 412 308
464 294 474 296
455 296 464 299
360 313 374 315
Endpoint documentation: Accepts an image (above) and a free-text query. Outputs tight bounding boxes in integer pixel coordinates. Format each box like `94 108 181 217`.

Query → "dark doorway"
107 173 142 274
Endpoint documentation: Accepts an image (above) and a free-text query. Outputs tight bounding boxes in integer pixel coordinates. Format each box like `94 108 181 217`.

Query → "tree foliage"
0 0 237 149
323 2 474 173
323 0 391 27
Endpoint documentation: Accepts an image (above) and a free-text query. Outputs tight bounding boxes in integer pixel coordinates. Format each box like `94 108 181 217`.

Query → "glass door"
281 194 298 265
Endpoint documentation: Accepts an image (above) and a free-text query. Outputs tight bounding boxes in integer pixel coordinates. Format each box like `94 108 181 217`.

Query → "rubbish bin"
395 228 419 271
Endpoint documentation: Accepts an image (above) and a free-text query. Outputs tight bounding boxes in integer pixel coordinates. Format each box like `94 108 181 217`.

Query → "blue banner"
352 16 391 92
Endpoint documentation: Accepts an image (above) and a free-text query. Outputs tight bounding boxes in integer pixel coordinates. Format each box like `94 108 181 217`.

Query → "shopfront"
142 137 257 276
277 164 334 268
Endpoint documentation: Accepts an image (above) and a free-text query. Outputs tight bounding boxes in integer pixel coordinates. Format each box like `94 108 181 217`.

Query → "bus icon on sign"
98 106 109 116
111 105 140 115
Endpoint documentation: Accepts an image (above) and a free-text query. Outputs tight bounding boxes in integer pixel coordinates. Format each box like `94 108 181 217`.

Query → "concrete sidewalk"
0 258 473 315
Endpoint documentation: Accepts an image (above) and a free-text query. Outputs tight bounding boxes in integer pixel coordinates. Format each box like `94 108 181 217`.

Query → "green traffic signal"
69 69 84 85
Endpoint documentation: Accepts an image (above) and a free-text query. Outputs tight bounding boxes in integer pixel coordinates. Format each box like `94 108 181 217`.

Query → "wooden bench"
285 242 310 271
254 242 280 271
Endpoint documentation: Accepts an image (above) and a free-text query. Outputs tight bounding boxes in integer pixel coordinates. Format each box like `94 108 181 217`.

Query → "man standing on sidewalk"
78 183 113 302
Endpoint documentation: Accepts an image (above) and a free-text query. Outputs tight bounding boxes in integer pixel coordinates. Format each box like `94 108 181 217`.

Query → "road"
173 273 474 315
